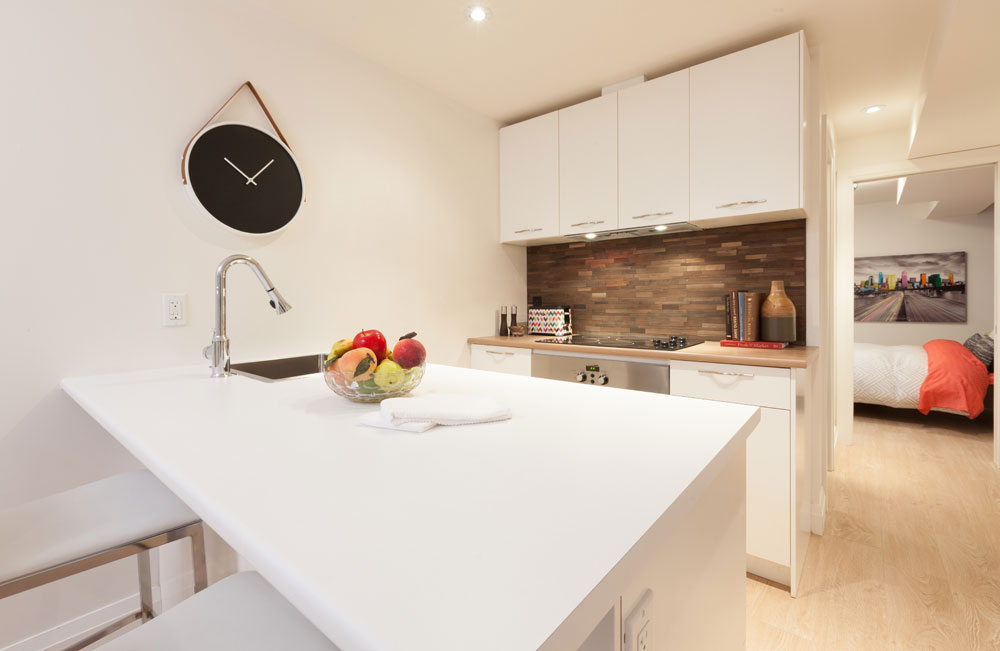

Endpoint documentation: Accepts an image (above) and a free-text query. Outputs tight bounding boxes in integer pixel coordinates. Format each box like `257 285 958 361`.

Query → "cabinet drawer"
470 345 532 376
669 360 790 410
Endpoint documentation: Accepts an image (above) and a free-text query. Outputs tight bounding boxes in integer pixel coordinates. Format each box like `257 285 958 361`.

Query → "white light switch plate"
162 293 187 326
623 589 653 651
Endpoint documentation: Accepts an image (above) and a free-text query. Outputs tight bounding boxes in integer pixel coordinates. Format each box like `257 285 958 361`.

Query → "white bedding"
853 343 928 409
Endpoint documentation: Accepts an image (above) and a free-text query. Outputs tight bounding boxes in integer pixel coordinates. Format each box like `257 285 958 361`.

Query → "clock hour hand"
246 159 275 185
223 157 257 186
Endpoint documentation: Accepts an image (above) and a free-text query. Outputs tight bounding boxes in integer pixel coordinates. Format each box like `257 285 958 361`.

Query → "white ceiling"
254 0 950 141
908 0 1000 157
897 165 995 219
854 179 897 205
855 165 994 221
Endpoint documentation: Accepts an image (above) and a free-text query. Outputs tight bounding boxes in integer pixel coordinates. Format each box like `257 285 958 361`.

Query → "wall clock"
182 82 304 236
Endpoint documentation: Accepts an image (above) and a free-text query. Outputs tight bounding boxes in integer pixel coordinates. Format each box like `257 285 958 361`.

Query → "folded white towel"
358 411 435 433
380 393 512 427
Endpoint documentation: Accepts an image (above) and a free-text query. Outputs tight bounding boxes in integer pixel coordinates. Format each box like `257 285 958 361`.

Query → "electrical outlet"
162 293 187 326
623 589 653 651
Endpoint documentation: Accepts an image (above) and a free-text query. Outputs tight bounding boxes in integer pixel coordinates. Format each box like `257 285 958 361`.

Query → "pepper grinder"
499 305 508 336
509 305 518 332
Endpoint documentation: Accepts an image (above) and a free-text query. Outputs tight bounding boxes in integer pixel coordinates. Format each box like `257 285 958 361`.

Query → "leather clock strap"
181 81 293 184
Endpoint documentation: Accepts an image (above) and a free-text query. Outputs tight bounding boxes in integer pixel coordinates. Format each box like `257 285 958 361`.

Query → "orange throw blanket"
918 339 993 418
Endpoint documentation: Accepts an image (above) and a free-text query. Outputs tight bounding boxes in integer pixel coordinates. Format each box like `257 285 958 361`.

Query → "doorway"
851 166 994 437
834 156 1000 466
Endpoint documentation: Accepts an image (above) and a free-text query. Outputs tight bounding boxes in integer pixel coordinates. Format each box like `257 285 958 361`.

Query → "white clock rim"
182 120 305 238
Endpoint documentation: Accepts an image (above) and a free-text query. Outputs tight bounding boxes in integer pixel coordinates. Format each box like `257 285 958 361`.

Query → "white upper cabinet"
690 32 803 226
559 94 618 236
618 70 690 229
499 111 560 243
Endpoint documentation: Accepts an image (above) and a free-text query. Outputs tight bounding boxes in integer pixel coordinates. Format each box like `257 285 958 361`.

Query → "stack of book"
722 290 788 349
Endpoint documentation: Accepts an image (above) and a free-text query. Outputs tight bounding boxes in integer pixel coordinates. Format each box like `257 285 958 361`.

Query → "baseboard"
1 595 138 651
746 554 790 588
811 486 827 535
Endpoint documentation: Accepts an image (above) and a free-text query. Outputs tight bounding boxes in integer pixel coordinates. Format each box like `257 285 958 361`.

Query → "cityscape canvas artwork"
854 251 967 323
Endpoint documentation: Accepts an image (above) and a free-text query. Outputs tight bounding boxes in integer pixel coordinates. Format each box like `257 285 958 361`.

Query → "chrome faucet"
203 254 292 377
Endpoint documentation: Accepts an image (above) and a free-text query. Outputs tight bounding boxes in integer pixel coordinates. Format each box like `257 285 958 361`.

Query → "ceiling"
253 0 950 142
855 165 994 220
907 0 1000 157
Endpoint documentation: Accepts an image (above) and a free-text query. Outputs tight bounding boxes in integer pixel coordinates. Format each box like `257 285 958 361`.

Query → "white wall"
854 203 994 345
0 0 522 646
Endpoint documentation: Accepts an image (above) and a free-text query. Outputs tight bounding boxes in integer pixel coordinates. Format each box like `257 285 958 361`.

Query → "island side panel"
540 444 747 651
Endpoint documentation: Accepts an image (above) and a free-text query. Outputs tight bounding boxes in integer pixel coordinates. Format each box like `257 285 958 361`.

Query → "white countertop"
61 364 758 651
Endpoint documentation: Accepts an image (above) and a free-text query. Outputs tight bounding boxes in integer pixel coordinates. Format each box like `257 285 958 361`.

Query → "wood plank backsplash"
526 220 806 343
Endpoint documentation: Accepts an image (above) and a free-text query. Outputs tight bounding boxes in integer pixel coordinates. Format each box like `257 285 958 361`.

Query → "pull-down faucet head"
204 254 292 377
266 288 292 315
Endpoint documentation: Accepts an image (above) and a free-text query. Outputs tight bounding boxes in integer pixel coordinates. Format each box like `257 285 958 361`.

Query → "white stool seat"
100 571 340 650
0 470 198 583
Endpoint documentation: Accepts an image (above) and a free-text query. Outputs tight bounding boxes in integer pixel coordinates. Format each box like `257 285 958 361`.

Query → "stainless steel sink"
230 354 325 382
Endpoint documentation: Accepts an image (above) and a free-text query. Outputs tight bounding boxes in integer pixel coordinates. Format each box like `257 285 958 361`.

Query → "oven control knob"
575 372 588 382
678 337 687 346
597 374 609 385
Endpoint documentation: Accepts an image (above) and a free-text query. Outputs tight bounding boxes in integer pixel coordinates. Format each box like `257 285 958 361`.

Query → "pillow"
963 333 994 370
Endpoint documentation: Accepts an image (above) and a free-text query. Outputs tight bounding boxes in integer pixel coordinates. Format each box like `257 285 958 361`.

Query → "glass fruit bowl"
323 360 425 403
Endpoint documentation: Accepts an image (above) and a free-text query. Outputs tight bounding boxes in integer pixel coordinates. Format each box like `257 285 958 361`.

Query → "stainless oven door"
531 351 669 394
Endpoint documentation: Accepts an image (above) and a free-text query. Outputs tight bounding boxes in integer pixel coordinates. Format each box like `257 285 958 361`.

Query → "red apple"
393 338 426 369
353 329 388 362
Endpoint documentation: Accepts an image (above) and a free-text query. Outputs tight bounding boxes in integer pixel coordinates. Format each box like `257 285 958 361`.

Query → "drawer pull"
715 199 768 209
486 350 515 356
632 211 673 220
569 220 606 228
513 227 545 234
697 369 754 378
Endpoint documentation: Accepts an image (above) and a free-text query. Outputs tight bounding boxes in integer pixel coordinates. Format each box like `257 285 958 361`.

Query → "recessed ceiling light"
468 5 489 22
862 105 886 114
654 225 668 232
584 233 597 240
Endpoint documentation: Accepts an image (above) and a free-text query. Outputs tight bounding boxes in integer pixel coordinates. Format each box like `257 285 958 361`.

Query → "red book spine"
719 340 788 349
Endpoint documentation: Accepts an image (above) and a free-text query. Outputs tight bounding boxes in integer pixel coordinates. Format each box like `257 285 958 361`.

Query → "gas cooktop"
535 334 701 351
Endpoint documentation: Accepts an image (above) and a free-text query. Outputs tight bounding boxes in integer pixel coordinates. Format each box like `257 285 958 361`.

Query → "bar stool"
0 470 207 649
99 571 339 650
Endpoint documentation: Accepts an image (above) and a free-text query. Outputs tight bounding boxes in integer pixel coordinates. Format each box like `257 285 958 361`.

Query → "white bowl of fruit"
323 329 426 403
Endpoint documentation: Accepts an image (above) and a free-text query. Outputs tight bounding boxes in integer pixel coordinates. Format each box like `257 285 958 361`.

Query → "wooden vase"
761 280 796 343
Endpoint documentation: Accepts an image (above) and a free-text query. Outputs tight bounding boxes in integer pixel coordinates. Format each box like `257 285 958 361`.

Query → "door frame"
834 146 1000 467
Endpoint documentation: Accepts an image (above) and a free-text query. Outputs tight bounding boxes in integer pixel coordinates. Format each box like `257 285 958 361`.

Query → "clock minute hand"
223 157 257 186
246 159 275 185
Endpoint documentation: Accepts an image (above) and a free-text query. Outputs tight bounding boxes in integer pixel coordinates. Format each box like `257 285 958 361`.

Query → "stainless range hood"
568 221 702 242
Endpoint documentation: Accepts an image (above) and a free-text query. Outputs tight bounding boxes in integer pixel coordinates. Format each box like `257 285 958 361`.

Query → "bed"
854 338 994 418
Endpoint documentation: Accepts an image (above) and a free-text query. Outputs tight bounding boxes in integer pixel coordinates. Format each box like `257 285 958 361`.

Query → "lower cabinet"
670 359 809 597
469 344 532 376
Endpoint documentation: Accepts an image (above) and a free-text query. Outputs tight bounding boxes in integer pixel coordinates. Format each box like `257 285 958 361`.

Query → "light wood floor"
747 405 999 650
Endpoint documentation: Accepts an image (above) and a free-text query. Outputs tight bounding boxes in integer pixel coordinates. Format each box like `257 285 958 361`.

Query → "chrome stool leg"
188 522 208 592
137 549 155 621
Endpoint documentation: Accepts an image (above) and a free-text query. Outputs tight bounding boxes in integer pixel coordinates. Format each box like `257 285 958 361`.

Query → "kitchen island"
62 364 758 651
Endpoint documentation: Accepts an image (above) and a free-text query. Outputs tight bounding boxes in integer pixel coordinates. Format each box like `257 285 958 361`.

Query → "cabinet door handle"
570 220 606 227
697 369 754 378
715 199 768 209
632 211 673 220
486 350 515 356
513 227 544 234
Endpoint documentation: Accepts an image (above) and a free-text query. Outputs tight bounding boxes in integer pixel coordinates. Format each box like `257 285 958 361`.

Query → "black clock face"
187 124 303 234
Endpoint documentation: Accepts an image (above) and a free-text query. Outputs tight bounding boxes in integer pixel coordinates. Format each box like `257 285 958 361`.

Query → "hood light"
654 225 668 231
584 233 597 240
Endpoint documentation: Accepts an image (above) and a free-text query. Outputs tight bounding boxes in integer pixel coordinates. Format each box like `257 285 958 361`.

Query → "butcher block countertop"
467 335 818 369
